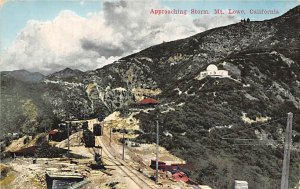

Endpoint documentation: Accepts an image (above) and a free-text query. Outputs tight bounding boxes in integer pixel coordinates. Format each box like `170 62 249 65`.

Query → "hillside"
0 75 59 139
1 5 300 189
1 70 45 83
47 68 83 80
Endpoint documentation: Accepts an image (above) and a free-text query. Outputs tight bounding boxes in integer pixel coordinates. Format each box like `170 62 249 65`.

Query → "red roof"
48 130 59 135
138 98 159 105
172 172 189 182
11 146 38 154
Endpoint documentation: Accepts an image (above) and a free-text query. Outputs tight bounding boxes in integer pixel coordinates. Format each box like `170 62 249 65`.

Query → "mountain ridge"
47 67 83 79
1 5 300 189
1 70 45 83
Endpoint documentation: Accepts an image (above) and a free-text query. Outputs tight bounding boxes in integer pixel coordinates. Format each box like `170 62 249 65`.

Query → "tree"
21 99 38 134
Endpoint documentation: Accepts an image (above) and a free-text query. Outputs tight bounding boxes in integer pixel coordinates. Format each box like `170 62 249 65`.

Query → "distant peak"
1 69 45 82
61 67 82 72
63 67 73 71
47 67 83 79
12 69 30 73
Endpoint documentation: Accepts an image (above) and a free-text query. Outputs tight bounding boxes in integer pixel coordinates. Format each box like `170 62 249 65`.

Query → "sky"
0 0 299 74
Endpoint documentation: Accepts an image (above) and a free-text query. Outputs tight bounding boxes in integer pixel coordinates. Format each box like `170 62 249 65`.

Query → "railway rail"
94 136 156 189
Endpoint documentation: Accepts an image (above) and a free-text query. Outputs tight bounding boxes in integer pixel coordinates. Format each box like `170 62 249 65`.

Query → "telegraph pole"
67 122 70 158
122 130 125 160
78 126 80 146
281 112 293 189
155 114 159 184
110 127 112 146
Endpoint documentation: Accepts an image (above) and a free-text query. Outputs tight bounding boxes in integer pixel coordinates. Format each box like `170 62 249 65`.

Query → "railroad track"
95 136 156 189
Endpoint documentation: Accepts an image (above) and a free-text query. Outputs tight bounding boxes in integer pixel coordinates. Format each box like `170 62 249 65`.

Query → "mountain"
1 5 300 189
1 70 45 83
47 68 83 79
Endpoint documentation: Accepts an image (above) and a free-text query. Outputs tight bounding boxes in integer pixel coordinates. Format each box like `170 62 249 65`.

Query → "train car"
98 114 105 122
83 130 95 147
82 121 88 130
93 124 102 136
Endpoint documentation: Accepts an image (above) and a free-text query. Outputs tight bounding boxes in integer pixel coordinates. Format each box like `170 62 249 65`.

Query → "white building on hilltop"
196 64 229 80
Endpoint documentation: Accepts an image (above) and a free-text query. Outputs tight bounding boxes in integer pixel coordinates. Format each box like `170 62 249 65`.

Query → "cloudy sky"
0 0 298 74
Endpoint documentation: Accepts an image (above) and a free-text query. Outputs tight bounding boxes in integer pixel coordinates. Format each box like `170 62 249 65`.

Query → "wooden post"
122 130 125 160
67 122 70 158
281 112 293 189
78 125 80 146
156 115 159 184
110 127 112 146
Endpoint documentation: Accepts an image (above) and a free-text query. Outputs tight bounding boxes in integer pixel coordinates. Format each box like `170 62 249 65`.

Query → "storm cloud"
0 1 239 74
81 39 125 58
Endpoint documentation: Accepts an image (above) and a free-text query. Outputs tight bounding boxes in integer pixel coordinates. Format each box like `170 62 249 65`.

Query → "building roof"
172 172 189 182
11 146 38 154
138 98 159 105
48 129 59 135
46 171 83 179
206 64 218 71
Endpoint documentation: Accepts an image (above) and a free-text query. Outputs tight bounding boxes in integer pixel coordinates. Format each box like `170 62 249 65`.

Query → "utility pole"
155 114 159 184
122 130 125 160
78 123 80 146
67 122 70 158
281 112 293 189
110 127 112 146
